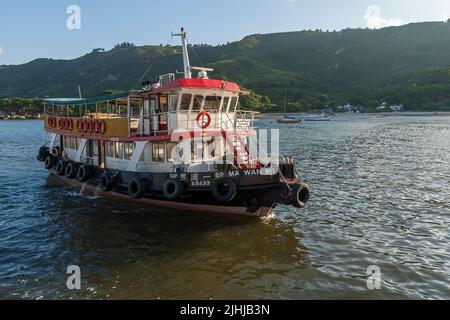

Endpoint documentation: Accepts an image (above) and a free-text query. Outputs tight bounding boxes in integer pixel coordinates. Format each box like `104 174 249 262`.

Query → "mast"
284 89 287 114
172 27 192 79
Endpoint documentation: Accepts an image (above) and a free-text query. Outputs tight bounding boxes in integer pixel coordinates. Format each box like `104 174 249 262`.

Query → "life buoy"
58 118 64 129
76 165 91 182
47 117 53 128
65 163 78 179
196 111 212 129
211 178 237 203
128 178 145 199
163 179 183 200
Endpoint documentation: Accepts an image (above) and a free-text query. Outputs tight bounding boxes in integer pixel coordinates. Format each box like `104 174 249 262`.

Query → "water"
0 116 449 300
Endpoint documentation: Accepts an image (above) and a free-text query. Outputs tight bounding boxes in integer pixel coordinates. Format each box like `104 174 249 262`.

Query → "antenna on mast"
172 27 192 79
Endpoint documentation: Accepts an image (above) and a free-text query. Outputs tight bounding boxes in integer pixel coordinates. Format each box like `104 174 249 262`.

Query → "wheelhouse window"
180 94 192 111
204 96 221 112
229 97 238 113
152 143 165 162
222 97 230 112
169 94 179 112
192 95 204 112
159 96 168 113
149 97 157 114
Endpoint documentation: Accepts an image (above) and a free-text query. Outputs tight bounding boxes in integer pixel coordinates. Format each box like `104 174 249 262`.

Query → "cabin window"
229 97 238 112
91 140 99 157
152 143 165 162
124 143 135 160
180 94 192 111
169 94 179 112
192 95 204 112
117 143 125 159
64 137 79 150
166 142 177 162
106 142 115 158
222 97 230 112
204 96 221 112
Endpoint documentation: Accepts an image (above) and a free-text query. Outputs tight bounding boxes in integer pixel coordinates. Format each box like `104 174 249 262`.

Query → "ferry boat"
36 29 310 217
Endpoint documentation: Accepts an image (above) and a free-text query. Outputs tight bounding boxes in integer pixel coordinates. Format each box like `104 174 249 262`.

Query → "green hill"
3 21 450 111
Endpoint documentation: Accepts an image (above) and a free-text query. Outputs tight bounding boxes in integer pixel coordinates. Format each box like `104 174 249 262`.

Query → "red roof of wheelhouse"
152 78 241 93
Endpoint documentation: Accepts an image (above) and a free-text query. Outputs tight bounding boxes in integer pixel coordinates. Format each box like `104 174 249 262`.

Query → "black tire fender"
291 184 310 208
128 178 145 199
65 163 78 179
44 155 56 170
76 165 91 182
163 179 183 200
55 160 67 176
99 173 114 192
211 178 237 203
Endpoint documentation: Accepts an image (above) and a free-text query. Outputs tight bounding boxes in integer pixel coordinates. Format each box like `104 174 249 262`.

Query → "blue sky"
1 0 450 65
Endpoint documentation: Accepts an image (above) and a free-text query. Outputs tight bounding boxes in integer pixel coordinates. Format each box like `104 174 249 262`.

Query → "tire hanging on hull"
211 178 237 203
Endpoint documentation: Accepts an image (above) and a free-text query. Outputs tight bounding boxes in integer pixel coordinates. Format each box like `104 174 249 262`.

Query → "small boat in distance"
304 113 331 122
277 89 300 124
277 115 301 124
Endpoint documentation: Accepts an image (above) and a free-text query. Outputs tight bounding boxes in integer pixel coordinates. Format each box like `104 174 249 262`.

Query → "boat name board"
169 168 278 188
44 116 128 137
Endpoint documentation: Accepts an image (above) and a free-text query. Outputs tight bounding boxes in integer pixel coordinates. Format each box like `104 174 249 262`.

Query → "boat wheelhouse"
37 28 309 217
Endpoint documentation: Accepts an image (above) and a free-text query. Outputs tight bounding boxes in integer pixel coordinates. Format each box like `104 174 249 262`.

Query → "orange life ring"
58 118 64 129
196 112 212 129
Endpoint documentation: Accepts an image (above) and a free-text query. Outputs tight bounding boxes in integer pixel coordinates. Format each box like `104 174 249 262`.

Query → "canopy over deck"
43 92 130 106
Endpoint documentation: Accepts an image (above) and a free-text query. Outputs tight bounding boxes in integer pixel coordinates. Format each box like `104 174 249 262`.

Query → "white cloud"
364 5 403 29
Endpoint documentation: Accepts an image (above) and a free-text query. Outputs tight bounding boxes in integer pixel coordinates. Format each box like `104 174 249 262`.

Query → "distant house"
337 103 357 112
377 102 387 110
390 104 404 112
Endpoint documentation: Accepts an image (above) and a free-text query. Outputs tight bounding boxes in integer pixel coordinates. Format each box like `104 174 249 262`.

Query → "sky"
1 0 450 65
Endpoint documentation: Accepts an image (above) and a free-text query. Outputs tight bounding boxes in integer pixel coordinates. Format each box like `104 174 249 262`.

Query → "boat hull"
50 172 274 218
277 119 300 124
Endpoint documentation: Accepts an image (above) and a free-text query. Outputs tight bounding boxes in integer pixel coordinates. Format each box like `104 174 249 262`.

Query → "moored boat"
304 113 331 122
37 28 310 217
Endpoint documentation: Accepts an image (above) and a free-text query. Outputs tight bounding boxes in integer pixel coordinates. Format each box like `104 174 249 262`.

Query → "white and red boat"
37 29 309 217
